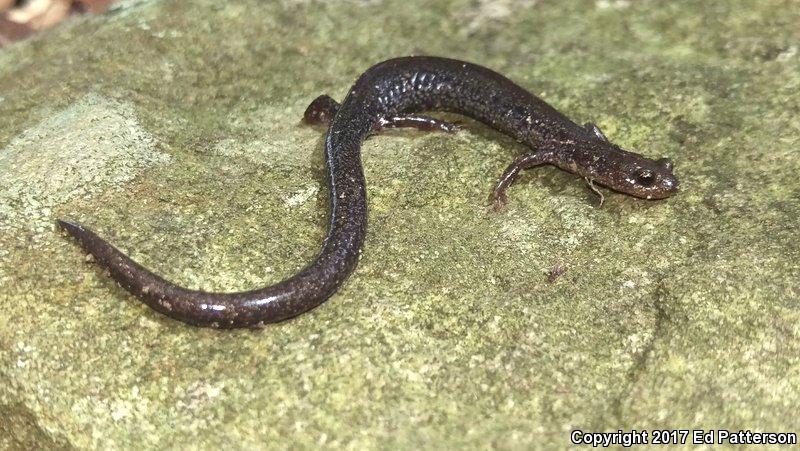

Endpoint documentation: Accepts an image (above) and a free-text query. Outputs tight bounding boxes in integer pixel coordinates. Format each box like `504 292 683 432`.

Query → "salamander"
58 56 679 328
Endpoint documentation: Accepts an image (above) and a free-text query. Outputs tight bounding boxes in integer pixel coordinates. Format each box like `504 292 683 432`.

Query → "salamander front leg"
490 151 549 211
584 122 608 142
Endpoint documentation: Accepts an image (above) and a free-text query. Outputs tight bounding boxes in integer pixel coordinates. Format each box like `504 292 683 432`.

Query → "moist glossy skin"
58 56 679 329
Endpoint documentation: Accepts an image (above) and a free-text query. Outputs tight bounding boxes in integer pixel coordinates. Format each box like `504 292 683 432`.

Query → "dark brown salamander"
58 56 679 329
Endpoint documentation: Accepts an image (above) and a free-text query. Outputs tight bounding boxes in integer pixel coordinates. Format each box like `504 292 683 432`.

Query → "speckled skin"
58 56 678 329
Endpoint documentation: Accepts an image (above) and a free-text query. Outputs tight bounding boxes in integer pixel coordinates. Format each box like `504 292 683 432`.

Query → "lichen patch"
0 93 171 233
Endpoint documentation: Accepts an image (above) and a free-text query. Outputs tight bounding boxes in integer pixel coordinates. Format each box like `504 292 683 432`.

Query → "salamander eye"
635 170 656 187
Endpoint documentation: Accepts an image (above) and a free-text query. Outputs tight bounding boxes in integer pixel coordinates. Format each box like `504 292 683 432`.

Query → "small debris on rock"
547 264 567 283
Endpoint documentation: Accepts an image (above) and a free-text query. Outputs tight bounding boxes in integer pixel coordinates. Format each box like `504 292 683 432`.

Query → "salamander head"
625 157 679 199
574 123 679 200
596 153 679 200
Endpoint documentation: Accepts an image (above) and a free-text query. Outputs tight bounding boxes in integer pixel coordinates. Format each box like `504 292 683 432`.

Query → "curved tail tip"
56 219 84 235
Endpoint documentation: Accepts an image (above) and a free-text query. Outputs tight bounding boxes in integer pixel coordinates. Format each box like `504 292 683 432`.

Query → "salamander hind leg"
303 94 340 126
490 151 549 212
376 115 461 133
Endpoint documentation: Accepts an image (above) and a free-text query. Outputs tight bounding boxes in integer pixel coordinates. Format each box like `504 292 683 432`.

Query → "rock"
1 0 798 448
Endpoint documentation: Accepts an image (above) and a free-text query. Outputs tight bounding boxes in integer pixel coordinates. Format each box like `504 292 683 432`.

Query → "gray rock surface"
1 0 798 448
